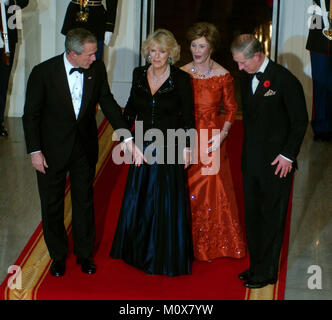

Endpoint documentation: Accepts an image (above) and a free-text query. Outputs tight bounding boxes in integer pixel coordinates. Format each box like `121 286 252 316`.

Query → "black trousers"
0 43 16 124
310 52 332 135
242 167 293 281
36 137 96 261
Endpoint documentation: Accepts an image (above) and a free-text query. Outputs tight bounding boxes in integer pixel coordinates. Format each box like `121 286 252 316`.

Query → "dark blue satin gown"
110 65 194 276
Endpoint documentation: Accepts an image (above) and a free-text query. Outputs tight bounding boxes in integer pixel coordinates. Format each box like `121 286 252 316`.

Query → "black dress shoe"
50 259 66 277
0 125 8 137
244 278 277 289
76 257 96 274
238 269 251 281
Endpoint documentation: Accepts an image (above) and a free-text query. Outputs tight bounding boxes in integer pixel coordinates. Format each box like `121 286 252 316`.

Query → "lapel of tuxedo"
254 60 272 98
77 65 95 121
54 55 77 121
242 73 256 115
241 72 254 101
252 60 274 105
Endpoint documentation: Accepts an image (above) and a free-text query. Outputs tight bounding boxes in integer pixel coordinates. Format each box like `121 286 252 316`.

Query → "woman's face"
149 44 170 69
190 36 212 64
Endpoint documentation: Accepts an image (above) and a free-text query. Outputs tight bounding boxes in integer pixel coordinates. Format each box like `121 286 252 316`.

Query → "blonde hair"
141 29 181 65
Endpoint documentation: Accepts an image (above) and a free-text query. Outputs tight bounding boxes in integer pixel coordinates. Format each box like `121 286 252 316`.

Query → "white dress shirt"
63 53 84 119
252 56 269 94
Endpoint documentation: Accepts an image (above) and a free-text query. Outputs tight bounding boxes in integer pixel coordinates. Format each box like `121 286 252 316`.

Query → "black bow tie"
252 71 263 81
69 67 84 75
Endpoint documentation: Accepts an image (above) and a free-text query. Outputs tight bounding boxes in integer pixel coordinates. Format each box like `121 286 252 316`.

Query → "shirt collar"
63 53 78 76
258 55 269 73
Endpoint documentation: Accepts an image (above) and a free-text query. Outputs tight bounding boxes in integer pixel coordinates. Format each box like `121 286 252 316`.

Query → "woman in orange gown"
181 22 246 261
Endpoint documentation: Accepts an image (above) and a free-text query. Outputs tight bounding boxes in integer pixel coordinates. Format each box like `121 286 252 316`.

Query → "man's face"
71 42 97 69
232 51 260 74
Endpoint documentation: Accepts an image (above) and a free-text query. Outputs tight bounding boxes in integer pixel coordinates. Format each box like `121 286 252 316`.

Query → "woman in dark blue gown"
110 29 194 276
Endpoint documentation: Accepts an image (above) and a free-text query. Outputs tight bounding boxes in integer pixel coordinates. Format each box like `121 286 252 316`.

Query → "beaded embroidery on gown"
188 73 246 261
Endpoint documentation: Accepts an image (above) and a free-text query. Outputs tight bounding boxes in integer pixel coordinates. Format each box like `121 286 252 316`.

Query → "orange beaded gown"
188 73 246 261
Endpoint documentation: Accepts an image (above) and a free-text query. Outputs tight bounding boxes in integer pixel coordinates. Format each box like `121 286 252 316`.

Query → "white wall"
6 0 141 117
271 0 313 117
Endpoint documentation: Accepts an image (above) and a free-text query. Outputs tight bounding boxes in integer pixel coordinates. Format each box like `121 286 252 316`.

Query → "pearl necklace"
151 64 170 86
191 62 214 79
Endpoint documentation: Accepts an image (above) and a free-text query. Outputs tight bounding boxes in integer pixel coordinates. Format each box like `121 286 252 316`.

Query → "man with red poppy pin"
231 34 308 289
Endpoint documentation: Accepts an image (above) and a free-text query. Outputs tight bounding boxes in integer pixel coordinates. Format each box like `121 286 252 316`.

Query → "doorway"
149 0 274 110
152 0 274 69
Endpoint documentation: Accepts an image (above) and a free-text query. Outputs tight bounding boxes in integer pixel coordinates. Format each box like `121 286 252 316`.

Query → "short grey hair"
65 28 97 55
230 34 264 59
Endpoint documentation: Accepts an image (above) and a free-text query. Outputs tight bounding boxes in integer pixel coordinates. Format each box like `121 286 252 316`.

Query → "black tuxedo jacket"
239 59 308 175
61 0 118 40
22 54 129 171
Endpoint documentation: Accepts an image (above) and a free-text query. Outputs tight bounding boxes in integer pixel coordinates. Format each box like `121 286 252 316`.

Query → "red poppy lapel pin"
263 80 270 88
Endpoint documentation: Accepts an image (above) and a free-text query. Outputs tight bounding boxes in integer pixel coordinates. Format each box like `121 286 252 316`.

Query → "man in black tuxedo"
22 28 140 277
231 34 308 289
61 0 118 60
0 0 29 136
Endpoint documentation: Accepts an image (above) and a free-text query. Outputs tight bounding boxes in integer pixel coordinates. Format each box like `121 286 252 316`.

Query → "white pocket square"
264 89 276 96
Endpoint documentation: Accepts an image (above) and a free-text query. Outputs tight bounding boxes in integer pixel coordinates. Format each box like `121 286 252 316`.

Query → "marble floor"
0 116 331 300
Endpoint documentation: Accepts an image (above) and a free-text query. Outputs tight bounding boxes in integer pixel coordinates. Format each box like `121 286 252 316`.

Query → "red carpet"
0 119 292 300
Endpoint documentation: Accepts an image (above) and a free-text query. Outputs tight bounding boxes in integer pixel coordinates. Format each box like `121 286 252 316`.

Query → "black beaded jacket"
124 65 194 148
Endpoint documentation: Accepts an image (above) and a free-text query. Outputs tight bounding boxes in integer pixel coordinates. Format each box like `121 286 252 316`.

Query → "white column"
55 0 71 55
271 0 313 117
7 0 60 117
104 0 142 107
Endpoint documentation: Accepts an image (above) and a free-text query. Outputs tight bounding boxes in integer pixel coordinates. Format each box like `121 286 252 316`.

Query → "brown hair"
186 22 220 52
